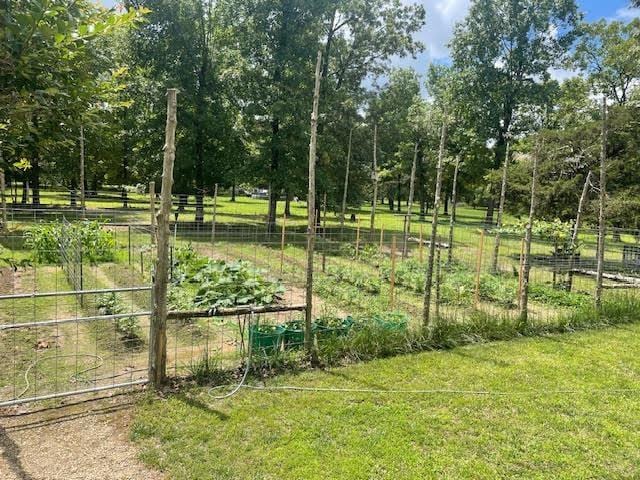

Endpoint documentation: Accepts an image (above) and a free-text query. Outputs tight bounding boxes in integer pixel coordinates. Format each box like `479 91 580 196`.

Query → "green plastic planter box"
313 316 354 338
372 314 408 332
283 320 305 349
249 324 284 355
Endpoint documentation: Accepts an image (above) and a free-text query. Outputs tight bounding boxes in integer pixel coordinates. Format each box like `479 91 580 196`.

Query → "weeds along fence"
1 192 640 406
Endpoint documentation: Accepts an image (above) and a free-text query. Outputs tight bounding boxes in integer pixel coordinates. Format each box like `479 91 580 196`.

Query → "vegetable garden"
1 183 639 408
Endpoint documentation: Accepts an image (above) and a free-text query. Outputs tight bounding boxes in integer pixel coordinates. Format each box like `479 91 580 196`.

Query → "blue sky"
101 0 639 79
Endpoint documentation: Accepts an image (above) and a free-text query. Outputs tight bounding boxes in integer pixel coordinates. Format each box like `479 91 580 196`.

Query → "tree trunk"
422 117 448 328
231 182 236 202
284 190 291 217
31 156 40 206
267 117 280 233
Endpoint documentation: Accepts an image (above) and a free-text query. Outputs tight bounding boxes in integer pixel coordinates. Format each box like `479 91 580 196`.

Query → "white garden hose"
208 312 254 400
18 353 104 399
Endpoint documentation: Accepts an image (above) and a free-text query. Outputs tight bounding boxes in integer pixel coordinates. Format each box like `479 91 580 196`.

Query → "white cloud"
549 68 580 82
614 7 640 21
404 0 472 60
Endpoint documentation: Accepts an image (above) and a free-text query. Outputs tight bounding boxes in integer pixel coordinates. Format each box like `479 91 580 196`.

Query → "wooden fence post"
447 157 460 265
519 137 541 323
355 219 361 259
403 142 419 259
419 223 424 263
79 125 86 219
518 237 525 300
211 183 218 245
322 192 327 273
595 98 608 309
474 230 485 309
390 235 397 309
305 51 322 361
0 169 7 232
149 88 178 389
422 116 448 327
149 181 156 244
341 127 353 226
280 213 287 275
379 224 384 251
491 139 510 273
435 246 442 320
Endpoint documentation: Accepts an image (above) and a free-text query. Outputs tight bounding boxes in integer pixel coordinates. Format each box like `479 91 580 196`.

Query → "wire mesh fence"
1 189 640 406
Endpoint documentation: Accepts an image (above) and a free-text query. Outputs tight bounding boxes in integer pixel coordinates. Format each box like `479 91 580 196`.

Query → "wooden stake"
149 181 156 244
447 156 460 265
435 246 442 320
79 125 86 219
322 192 327 273
355 219 361 259
305 51 322 359
390 236 397 309
379 224 384 251
280 213 287 275
211 183 218 245
519 138 541 322
370 123 378 237
518 237 525 299
595 98 608 309
403 142 419 258
341 127 353 226
491 139 510 273
474 230 485 309
422 116 448 327
0 168 6 232
149 88 178 389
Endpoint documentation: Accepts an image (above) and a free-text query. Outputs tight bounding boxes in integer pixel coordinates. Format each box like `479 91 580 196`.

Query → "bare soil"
0 393 163 480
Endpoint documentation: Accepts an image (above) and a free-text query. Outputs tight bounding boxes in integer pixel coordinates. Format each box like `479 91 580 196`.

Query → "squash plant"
170 245 285 310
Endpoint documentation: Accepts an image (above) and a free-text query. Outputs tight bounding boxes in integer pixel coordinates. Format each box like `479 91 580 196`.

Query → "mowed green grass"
132 324 640 479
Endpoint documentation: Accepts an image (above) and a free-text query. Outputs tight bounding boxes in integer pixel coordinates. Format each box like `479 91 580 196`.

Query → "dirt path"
0 394 163 480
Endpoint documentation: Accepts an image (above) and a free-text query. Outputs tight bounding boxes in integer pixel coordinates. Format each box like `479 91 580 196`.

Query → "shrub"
25 220 115 264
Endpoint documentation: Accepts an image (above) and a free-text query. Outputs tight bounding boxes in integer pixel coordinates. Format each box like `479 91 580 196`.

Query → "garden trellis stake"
403 142 419 259
341 127 353 226
492 139 510 273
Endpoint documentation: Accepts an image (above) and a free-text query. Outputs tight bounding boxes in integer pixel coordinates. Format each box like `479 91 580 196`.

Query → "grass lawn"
132 324 640 479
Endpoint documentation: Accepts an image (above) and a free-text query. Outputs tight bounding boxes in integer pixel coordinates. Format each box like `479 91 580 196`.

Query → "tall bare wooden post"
595 99 608 309
390 236 397 309
447 157 460 266
280 213 287 275
79 125 86 219
341 127 353 226
403 142 419 258
321 192 327 273
519 138 541 323
567 171 592 291
419 223 424 262
149 181 156 244
491 139 510 273
149 88 178 389
355 219 361 259
0 168 6 232
211 183 218 245
474 230 485 309
422 116 448 328
379 224 384 251
370 123 378 237
305 51 322 359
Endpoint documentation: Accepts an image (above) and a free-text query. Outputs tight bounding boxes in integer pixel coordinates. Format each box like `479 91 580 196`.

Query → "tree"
0 0 144 203
450 0 580 222
574 19 640 105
